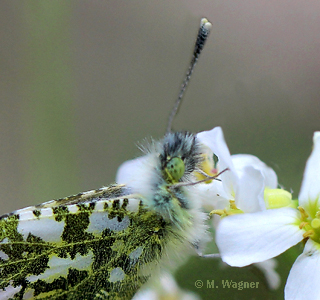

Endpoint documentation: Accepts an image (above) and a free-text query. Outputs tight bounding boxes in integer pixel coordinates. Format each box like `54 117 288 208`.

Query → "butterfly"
0 18 213 300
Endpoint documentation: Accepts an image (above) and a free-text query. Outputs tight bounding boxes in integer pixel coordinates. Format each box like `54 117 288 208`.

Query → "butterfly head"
158 131 203 185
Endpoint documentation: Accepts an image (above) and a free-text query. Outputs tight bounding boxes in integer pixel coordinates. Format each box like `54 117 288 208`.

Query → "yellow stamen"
298 206 309 219
299 221 309 229
303 230 314 239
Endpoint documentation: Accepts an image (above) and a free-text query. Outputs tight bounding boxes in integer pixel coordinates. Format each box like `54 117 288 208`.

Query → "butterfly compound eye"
165 157 185 182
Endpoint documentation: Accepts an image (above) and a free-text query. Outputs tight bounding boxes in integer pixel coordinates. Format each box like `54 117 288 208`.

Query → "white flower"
216 132 320 300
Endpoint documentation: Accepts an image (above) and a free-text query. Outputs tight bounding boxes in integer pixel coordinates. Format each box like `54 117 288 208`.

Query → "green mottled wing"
0 185 171 300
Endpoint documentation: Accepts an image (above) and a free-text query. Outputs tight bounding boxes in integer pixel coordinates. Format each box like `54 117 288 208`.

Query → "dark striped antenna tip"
166 18 212 134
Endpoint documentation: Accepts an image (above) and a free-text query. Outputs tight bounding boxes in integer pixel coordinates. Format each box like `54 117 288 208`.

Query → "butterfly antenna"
166 18 212 134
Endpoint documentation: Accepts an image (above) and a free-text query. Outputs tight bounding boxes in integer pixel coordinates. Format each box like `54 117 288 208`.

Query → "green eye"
165 157 185 182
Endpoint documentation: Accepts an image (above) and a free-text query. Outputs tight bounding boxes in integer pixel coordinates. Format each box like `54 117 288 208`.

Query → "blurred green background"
1 1 319 299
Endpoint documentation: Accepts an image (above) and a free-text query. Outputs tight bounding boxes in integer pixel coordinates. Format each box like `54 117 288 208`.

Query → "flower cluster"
197 127 320 300
214 131 320 300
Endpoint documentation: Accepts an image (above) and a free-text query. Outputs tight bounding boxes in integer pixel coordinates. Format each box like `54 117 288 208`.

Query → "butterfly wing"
0 184 169 300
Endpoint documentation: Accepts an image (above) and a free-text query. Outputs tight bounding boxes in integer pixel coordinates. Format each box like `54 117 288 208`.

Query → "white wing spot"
0 284 22 300
17 218 65 243
126 198 140 212
68 205 79 214
12 205 36 215
129 247 143 262
26 251 94 283
87 213 130 233
94 201 105 212
109 267 125 283
0 250 9 261
19 211 36 221
40 208 53 218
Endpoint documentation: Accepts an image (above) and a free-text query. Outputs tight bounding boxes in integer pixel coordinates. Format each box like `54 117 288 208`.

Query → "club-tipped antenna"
166 18 212 134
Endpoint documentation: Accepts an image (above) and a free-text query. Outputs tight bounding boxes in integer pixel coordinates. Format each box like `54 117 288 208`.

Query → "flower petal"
197 180 230 210
232 154 278 189
216 208 304 267
285 239 320 300
299 132 320 209
197 127 238 198
235 166 266 213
